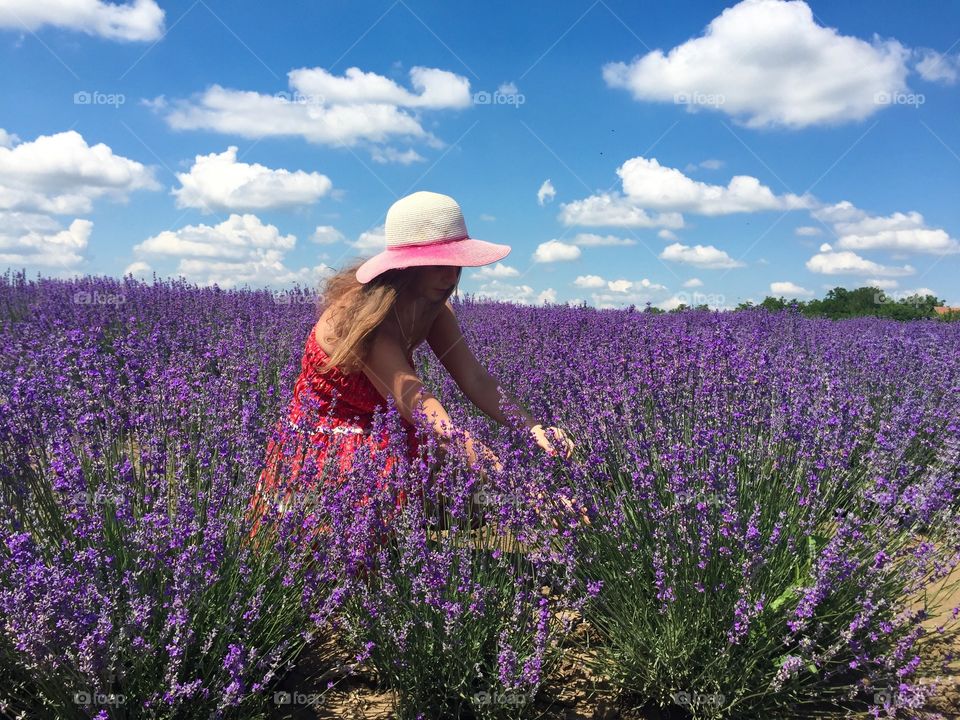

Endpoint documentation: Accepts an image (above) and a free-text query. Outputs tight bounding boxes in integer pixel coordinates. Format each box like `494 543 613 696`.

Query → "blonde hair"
316 260 459 374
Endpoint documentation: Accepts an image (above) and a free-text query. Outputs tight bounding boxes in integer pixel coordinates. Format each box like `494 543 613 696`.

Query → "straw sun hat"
355 191 511 284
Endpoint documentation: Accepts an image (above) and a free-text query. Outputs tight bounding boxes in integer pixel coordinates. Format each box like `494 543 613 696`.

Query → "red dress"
247 320 421 541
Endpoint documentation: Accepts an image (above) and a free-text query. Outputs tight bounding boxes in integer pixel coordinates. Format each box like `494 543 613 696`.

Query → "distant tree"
747 286 945 321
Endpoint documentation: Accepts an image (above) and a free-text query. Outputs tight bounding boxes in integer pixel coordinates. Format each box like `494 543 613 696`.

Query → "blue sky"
1 0 958 308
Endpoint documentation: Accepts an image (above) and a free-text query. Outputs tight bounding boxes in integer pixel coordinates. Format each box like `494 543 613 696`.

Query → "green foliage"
742 286 949 321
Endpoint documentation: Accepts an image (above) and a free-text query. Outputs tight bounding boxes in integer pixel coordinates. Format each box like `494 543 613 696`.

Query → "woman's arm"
360 324 497 467
426 301 539 431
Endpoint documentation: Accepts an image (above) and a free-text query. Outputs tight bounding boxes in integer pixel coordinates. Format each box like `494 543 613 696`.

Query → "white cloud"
0 212 91 269
162 65 470 148
133 213 332 288
866 278 898 290
684 158 724 172
602 0 911 129
533 239 581 263
659 242 745 269
914 49 959 84
473 280 535 304
172 146 333 213
573 274 606 288
571 232 635 246
537 179 556 206
311 225 346 245
498 81 519 95
0 129 20 148
352 225 386 256
537 288 557 304
682 277 703 287
370 147 425 165
479 213 496 222
558 193 684 229
123 260 152 278
289 65 471 109
607 279 633 293
658 228 678 241
0 129 160 214
805 248 914 277
0 0 164 41
812 201 960 255
617 156 813 215
472 263 520 279
794 226 823 236
560 155 810 230
770 281 814 298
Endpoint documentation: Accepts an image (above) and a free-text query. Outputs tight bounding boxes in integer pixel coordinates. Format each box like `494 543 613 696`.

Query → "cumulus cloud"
537 288 557 304
133 213 332 288
560 155 809 229
914 49 959 84
0 129 20 148
161 65 470 152
0 129 160 214
770 281 814 298
533 239 581 263
658 229 678 241
0 212 92 269
558 193 684 229
471 263 520 279
811 201 960 255
602 0 911 128
684 158 724 172
573 274 606 288
0 0 164 41
472 280 539 304
805 246 914 277
866 278 898 290
172 146 333 213
659 242 745 269
311 225 346 245
682 277 703 287
570 232 635 246
537 179 556 206
370 147 425 165
123 260 152 278
351 225 387 256
617 157 813 215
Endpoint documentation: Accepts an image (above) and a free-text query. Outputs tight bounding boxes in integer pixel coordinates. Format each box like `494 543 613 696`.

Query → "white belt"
290 420 369 436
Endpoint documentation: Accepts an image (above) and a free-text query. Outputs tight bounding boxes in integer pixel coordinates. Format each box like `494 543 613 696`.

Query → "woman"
248 191 575 540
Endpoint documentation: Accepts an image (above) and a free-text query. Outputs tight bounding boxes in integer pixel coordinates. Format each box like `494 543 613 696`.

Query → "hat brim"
355 237 511 284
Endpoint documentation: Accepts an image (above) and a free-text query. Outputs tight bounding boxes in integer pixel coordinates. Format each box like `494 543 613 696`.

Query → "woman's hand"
530 424 575 459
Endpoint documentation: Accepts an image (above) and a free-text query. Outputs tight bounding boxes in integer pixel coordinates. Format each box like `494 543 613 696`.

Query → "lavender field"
1 271 958 719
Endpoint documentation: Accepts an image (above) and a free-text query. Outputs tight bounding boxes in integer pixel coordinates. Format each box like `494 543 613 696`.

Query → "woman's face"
413 265 461 303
